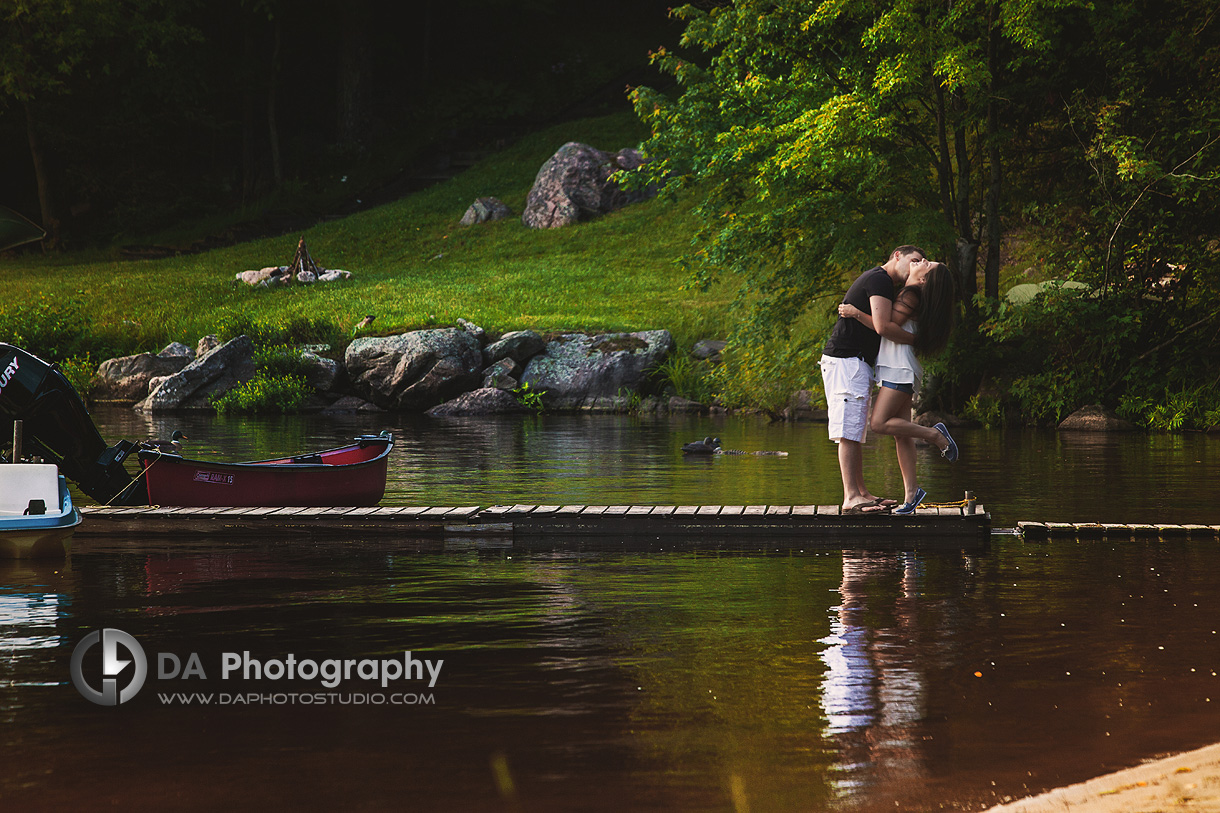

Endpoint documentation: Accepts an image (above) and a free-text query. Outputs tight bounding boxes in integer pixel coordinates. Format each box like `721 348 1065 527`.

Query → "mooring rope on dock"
103 449 160 506
922 499 971 509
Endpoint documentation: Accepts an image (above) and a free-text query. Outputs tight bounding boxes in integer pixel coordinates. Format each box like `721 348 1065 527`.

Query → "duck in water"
145 429 188 454
681 437 788 456
681 437 721 454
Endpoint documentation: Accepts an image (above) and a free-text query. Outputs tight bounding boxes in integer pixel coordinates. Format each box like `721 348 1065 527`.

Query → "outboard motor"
0 343 145 505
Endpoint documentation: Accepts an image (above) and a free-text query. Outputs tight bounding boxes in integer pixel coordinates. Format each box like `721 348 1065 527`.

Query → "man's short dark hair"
891 244 924 258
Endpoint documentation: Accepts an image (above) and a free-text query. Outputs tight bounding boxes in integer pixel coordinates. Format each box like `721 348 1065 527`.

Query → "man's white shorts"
819 355 873 443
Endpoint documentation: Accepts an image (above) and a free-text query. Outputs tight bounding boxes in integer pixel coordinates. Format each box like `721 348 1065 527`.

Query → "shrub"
512 381 546 412
962 393 1005 429
57 354 96 402
211 373 309 415
654 352 716 404
710 337 820 417
253 345 316 379
1119 386 1220 432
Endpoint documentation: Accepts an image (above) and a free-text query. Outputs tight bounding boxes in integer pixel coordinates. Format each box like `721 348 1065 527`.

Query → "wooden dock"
77 503 992 548
1018 521 1220 541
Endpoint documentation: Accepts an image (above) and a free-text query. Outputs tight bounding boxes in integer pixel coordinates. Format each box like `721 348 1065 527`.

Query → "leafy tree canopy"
630 0 1219 339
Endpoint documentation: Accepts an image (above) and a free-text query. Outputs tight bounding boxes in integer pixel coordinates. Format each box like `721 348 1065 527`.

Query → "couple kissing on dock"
820 245 959 516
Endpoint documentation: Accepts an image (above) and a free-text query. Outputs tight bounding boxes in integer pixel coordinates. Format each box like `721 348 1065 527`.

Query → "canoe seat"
0 464 61 516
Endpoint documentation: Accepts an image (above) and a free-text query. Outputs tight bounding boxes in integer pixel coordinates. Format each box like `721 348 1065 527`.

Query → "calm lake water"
2 407 1218 811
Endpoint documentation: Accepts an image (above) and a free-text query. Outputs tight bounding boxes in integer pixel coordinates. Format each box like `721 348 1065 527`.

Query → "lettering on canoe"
193 470 235 485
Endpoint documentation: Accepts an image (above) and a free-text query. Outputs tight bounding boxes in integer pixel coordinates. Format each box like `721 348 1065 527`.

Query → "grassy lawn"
0 112 735 360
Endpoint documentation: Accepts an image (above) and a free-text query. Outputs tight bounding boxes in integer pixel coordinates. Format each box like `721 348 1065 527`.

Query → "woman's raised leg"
870 385 949 453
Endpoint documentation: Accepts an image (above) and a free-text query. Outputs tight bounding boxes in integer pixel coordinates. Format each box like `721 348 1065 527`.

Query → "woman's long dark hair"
912 262 956 356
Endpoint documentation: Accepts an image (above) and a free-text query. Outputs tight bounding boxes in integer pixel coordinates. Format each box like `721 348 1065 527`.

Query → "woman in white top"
838 260 958 513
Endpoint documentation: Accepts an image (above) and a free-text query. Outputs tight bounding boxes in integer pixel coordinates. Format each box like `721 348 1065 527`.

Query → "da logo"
71 629 148 706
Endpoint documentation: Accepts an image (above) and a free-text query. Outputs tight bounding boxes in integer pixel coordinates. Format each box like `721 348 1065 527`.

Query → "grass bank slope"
0 113 731 358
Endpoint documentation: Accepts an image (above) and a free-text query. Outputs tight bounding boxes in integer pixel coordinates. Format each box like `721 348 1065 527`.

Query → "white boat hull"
0 466 82 558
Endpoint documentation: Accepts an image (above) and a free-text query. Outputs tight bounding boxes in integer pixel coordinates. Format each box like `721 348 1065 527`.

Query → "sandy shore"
986 742 1220 812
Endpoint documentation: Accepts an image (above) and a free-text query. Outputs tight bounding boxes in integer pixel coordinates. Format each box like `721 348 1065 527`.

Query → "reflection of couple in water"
819 246 959 515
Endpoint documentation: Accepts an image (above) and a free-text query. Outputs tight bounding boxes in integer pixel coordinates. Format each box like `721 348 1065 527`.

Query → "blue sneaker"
933 423 959 463
894 487 927 515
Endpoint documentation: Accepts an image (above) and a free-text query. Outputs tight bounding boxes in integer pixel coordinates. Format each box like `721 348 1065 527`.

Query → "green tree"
629 0 1087 332
1060 0 1220 299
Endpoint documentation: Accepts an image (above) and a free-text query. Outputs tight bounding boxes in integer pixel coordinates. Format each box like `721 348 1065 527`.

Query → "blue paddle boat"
0 463 82 558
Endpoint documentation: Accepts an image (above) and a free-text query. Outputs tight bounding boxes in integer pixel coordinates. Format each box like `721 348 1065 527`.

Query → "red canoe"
135 433 393 507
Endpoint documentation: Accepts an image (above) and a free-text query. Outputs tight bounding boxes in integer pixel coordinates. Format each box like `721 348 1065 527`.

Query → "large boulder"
1058 404 1137 431
692 339 727 363
426 388 530 416
196 335 221 357
299 351 342 392
345 328 483 411
460 197 512 226
483 330 546 365
521 142 654 229
136 335 256 411
520 330 674 411
92 344 196 402
784 390 828 422
482 358 520 390
321 395 385 414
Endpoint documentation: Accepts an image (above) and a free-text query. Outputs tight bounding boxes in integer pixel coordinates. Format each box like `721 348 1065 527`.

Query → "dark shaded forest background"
0 0 678 248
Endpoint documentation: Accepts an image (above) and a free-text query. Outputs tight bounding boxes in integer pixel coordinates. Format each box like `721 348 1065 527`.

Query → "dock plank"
1018 521 1048 541
384 506 428 516
267 506 313 516
77 502 992 547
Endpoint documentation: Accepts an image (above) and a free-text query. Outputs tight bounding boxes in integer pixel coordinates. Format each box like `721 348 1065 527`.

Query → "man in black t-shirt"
819 245 925 513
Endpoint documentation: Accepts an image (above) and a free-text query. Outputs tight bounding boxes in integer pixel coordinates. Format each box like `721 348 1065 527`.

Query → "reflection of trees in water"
390 415 686 503
820 551 974 804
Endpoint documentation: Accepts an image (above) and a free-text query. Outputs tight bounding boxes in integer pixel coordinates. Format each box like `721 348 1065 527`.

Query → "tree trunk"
983 142 1001 300
337 0 373 152
956 237 979 300
267 16 282 189
983 9 1002 300
242 17 259 200
24 102 59 251
934 84 954 225
952 111 978 304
